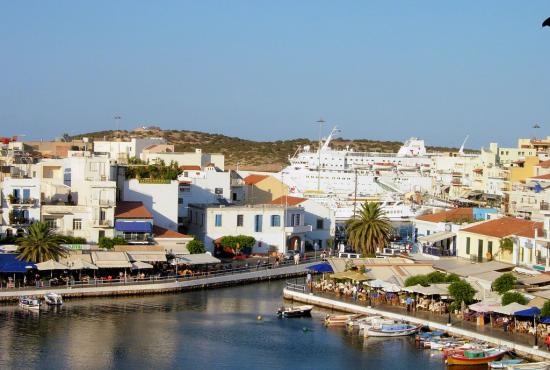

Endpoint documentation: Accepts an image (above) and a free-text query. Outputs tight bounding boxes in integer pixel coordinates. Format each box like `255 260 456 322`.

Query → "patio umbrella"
35 260 69 278
469 298 502 313
67 259 98 270
307 263 333 273
131 261 154 270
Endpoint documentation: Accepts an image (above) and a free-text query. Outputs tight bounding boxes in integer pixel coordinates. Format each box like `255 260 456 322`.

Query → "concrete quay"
0 262 315 303
284 288 550 362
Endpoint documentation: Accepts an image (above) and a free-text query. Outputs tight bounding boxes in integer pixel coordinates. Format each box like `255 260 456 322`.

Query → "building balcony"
8 197 38 207
91 219 113 228
285 225 313 234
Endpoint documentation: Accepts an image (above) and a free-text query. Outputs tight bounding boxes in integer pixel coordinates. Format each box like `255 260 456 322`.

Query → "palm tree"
16 222 68 263
346 202 393 256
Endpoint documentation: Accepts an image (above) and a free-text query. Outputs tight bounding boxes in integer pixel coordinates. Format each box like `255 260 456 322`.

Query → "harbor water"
0 281 446 370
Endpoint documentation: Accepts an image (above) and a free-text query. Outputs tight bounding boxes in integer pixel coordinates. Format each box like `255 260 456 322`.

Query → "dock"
283 287 550 362
0 262 315 302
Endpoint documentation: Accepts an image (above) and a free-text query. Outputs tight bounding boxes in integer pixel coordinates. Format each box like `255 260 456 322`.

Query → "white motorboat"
364 323 422 337
44 292 63 306
19 296 40 311
277 305 313 318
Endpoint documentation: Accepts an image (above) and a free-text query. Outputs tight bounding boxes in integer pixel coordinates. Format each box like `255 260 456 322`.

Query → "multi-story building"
142 148 225 171
0 177 41 237
186 204 311 255
93 137 166 163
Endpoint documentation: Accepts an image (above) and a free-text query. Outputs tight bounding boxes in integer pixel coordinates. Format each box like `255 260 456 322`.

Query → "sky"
1 1 550 149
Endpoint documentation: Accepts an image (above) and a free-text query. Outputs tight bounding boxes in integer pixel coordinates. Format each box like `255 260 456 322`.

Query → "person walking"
545 333 550 350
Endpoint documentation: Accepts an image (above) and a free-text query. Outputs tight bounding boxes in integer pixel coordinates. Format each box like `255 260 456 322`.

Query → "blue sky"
1 1 549 148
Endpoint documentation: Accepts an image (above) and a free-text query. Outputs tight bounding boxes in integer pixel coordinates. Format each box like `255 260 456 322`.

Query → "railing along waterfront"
0 256 322 292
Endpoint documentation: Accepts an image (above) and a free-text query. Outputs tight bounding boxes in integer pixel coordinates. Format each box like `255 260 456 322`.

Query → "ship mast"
314 118 325 192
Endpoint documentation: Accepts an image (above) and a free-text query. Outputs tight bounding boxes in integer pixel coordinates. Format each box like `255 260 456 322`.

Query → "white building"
123 179 179 231
93 137 166 162
143 148 225 171
0 177 41 237
186 204 311 255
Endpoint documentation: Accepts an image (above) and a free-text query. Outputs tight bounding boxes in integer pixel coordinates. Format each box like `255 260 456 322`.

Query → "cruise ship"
280 127 436 221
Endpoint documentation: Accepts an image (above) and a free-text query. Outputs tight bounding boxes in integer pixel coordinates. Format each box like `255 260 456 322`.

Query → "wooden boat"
446 349 506 366
489 359 524 369
357 318 395 332
44 292 63 306
504 362 550 370
324 314 361 326
364 323 422 337
277 305 313 318
19 296 40 311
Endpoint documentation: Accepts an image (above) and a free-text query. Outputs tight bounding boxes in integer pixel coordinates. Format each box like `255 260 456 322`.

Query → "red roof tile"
243 174 269 185
461 217 542 238
416 208 474 223
180 165 201 171
530 174 550 181
115 201 153 219
271 195 307 206
539 160 550 169
153 225 192 239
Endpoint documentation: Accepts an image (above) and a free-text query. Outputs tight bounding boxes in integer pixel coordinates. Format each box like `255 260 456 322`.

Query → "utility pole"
315 118 325 192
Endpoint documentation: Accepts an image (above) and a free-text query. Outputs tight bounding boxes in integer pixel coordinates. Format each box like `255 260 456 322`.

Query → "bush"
405 272 459 287
98 237 127 250
187 239 206 254
448 280 476 307
427 271 447 283
404 275 430 287
492 273 517 294
445 273 461 283
219 235 256 255
501 291 528 306
62 236 87 244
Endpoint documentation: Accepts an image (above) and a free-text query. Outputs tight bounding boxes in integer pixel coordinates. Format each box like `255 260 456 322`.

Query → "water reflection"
0 281 444 370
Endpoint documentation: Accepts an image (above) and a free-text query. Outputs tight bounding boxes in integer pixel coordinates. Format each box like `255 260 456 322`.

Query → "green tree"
187 239 206 254
492 273 517 294
16 222 68 263
346 202 393 255
541 301 550 317
448 280 476 308
427 271 447 283
98 236 127 250
445 273 461 283
499 238 514 253
501 291 528 306
404 275 430 287
220 235 256 255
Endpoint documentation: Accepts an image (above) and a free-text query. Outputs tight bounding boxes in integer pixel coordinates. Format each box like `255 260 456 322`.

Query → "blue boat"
488 359 524 368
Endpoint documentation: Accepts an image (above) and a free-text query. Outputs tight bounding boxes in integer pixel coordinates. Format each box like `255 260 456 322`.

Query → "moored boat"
324 314 361 326
446 349 506 366
277 305 313 318
19 296 40 311
504 362 550 370
364 323 422 337
489 359 524 369
44 292 63 306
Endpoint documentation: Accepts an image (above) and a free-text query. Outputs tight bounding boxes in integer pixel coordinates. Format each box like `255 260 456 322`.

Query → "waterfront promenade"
0 260 318 302
284 287 550 362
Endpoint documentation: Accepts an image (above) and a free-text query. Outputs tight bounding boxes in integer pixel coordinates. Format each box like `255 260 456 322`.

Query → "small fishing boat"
324 314 361 326
446 349 506 366
505 362 550 370
489 359 524 369
364 323 422 337
277 305 313 318
19 296 40 311
357 318 395 333
44 292 63 306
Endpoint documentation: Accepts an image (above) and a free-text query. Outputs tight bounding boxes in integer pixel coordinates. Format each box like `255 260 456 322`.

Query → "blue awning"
540 317 550 324
0 254 36 273
307 262 334 273
115 221 152 233
514 307 541 317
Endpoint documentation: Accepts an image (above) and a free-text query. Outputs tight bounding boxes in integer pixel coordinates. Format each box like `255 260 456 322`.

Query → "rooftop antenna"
458 135 469 156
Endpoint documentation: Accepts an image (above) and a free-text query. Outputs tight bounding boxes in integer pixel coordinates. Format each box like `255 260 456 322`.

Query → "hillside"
73 128 471 171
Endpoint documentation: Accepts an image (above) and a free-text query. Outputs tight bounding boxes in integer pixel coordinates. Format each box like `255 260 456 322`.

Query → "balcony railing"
8 198 37 207
284 225 313 234
91 219 113 227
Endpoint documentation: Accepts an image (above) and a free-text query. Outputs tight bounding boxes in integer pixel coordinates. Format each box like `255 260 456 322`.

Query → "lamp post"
534 314 539 349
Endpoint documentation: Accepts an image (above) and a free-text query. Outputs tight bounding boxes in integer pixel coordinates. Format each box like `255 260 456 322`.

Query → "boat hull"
277 305 313 318
447 351 505 366
365 324 421 337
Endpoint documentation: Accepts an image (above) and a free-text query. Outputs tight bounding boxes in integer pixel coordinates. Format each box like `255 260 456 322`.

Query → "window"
215 214 222 227
466 237 470 255
271 215 280 227
179 184 190 192
45 218 57 229
178 217 183 223
178 198 183 205
215 188 223 195
73 218 82 230
291 214 301 226
316 218 324 230
478 239 483 261
188 209 193 223
237 214 244 227
255 215 263 232
232 193 238 201
488 241 493 255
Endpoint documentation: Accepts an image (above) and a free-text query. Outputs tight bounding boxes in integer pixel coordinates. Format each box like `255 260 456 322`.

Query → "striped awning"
417 231 455 244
